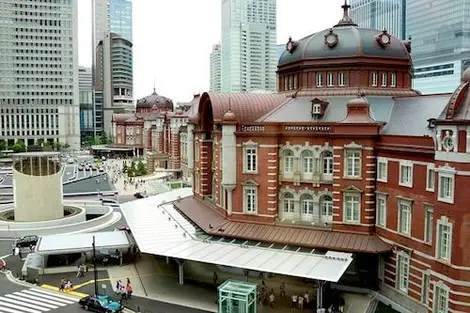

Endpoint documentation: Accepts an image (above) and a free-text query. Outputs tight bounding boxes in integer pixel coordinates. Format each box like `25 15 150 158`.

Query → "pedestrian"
280 282 286 299
115 280 122 294
126 283 132 299
120 284 127 301
127 277 131 285
59 278 65 291
291 293 298 312
76 265 81 278
298 294 304 310
269 292 275 308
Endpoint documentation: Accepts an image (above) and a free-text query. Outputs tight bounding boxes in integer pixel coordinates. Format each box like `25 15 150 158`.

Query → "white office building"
0 0 80 149
210 44 221 92
221 0 277 93
350 0 406 40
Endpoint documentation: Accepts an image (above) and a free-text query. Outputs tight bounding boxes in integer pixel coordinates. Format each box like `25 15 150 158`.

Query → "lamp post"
92 236 98 296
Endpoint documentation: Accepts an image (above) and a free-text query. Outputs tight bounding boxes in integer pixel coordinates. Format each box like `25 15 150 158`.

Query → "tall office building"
350 0 406 40
79 67 94 141
407 0 470 94
210 44 222 92
0 0 80 149
93 0 133 138
221 0 277 93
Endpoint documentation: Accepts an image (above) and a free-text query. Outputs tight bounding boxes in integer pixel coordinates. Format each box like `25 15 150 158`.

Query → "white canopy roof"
120 188 353 283
36 231 131 255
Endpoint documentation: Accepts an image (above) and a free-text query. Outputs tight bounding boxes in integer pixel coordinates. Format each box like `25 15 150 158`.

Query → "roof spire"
152 77 156 95
334 0 358 27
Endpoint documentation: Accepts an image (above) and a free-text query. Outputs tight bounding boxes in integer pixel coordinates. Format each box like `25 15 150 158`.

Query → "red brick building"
112 89 193 170
174 3 470 313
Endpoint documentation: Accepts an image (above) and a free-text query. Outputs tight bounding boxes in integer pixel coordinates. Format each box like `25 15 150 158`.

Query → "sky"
77 0 343 103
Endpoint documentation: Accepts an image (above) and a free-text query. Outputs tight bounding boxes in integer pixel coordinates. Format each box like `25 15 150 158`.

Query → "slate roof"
382 94 451 136
136 89 173 110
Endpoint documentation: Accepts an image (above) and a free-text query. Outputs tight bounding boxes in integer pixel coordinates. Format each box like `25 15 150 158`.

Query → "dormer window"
427 118 436 129
316 73 323 87
381 73 387 87
311 98 329 118
327 73 334 87
339 72 346 86
313 104 321 114
391 72 397 87
372 72 378 86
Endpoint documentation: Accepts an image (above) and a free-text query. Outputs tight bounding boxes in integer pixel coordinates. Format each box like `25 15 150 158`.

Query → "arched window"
283 193 294 213
284 149 294 173
321 195 333 217
301 150 313 174
300 194 314 214
322 150 333 175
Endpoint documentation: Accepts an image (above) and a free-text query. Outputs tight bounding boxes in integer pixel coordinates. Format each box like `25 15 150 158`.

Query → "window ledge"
342 176 362 180
342 221 361 225
435 258 451 266
437 197 454 204
242 171 258 175
425 188 435 192
398 182 413 188
377 178 388 183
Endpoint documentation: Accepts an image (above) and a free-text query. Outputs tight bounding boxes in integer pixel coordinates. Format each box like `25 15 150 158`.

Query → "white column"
226 187 234 215
187 124 195 185
222 124 236 185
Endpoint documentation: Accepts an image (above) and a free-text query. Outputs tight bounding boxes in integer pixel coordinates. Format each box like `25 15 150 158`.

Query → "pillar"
316 280 324 310
225 186 235 215
244 270 249 282
175 259 184 285
187 124 194 185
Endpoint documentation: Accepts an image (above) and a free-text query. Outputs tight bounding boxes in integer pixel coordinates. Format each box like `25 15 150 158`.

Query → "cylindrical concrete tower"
12 152 63 222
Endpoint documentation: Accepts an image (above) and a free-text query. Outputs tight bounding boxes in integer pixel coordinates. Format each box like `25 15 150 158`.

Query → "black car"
78 295 122 313
134 192 144 199
14 235 38 248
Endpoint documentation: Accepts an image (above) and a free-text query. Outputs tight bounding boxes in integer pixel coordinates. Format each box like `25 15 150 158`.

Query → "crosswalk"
0 288 78 313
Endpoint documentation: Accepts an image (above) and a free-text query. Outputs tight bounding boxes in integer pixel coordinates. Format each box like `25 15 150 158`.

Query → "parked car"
133 192 144 199
79 295 122 313
14 235 38 248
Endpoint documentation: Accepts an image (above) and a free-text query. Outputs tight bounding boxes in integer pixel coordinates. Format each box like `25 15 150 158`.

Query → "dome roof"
279 2 410 66
136 89 174 110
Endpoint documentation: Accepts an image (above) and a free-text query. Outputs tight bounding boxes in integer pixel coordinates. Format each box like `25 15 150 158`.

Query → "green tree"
12 140 26 153
136 160 147 176
0 140 6 151
63 143 70 149
127 161 136 177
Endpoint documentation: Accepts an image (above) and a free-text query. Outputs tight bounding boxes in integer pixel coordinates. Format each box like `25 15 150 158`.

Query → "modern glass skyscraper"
407 0 470 94
0 0 80 149
109 0 132 42
221 0 277 93
350 0 406 40
210 44 222 92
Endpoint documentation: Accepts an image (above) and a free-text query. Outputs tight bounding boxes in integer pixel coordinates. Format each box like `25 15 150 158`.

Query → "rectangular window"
399 162 413 187
376 194 387 227
303 156 313 173
371 72 378 86
435 286 449 313
316 73 323 87
424 206 433 244
426 165 435 191
344 194 360 223
244 147 257 173
437 223 451 261
345 150 361 177
195 140 200 162
398 199 412 235
303 199 314 214
391 72 397 87
284 156 294 173
339 72 346 86
327 72 334 86
244 187 257 213
377 158 388 182
438 174 454 203
397 253 409 293
421 273 429 304
381 72 387 86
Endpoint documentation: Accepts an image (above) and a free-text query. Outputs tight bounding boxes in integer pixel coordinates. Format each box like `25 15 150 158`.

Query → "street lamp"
92 236 98 296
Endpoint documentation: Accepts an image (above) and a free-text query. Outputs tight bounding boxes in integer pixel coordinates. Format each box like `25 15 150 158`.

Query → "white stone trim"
437 165 455 204
398 160 413 188
435 216 452 263
377 157 388 183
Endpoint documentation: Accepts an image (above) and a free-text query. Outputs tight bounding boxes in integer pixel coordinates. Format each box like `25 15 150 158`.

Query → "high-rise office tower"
350 0 406 40
79 67 94 141
221 0 277 93
407 0 470 94
93 0 133 138
210 44 222 92
0 0 80 149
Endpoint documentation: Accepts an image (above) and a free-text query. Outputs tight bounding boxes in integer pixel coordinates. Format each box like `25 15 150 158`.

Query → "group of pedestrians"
115 278 133 301
58 278 73 292
257 280 312 311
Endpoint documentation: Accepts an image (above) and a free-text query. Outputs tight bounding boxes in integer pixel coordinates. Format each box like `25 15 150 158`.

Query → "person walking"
280 282 286 299
125 283 132 299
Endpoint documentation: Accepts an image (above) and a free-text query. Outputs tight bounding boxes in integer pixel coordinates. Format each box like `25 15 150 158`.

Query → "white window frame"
244 146 258 173
434 284 449 313
377 157 388 182
316 73 323 87
243 186 257 214
322 151 333 175
390 72 397 87
338 72 346 86
302 198 314 214
371 72 378 86
283 193 294 213
398 199 412 235
421 272 430 304
381 72 387 87
302 154 313 174
436 216 452 262
426 164 435 192
343 193 361 223
321 196 333 217
438 171 455 204
424 206 433 244
327 72 334 87
284 151 294 173
376 193 387 227
396 252 409 293
344 149 361 178
399 161 413 188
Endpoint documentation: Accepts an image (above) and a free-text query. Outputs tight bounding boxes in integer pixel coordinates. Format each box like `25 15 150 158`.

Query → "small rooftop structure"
35 231 131 255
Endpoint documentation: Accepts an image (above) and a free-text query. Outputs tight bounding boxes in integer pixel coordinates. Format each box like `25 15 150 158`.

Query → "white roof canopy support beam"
120 188 353 283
